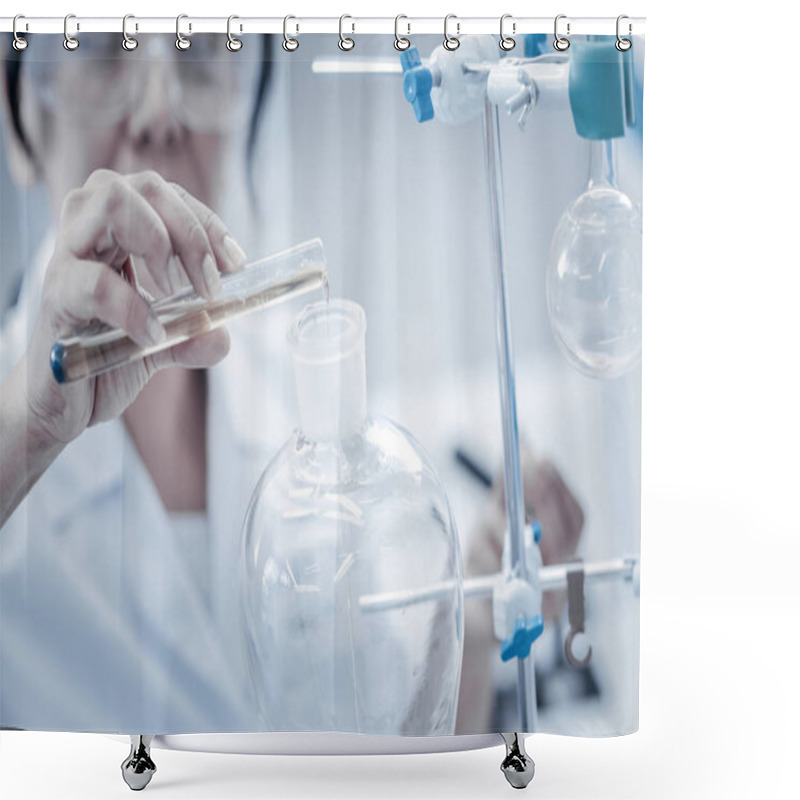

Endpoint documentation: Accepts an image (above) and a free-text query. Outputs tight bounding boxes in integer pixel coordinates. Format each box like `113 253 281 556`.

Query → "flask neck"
587 138 617 190
289 299 368 442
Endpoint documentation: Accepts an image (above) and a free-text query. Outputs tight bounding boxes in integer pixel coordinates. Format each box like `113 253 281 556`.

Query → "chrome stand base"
121 735 157 791
500 733 535 789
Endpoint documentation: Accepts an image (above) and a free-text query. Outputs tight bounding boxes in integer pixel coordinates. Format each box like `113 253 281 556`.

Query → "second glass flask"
240 299 464 735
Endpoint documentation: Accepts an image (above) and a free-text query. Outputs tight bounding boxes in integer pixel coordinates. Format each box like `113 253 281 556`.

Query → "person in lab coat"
0 32 583 735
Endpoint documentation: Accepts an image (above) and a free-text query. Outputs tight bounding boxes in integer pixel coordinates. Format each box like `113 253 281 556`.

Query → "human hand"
456 445 584 732
466 445 585 618
19 169 247 449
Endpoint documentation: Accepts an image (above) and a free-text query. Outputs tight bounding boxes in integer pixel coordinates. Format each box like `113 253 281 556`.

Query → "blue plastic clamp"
399 47 434 123
500 614 545 662
523 34 549 58
568 36 635 140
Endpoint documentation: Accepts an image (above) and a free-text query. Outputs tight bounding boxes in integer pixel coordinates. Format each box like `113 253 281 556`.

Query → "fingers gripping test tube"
50 239 328 384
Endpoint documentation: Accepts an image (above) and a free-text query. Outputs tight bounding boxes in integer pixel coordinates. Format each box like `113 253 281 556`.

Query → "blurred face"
11 34 259 211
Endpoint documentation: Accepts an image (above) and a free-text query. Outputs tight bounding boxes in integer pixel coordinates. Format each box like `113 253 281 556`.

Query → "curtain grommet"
283 15 299 52
12 15 28 51
394 14 410 51
176 13 191 51
227 15 243 52
616 15 633 51
339 14 355 51
499 14 516 51
63 13 79 51
554 14 570 51
443 14 460 51
122 14 138 51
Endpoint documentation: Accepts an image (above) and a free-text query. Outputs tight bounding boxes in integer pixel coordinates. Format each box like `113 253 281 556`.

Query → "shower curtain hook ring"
176 13 191 51
443 13 460 51
616 15 632 51
12 15 28 51
227 15 243 51
63 13 79 51
553 14 570 51
122 15 138 51
283 15 299 51
339 14 355 51
499 14 516 51
394 14 411 51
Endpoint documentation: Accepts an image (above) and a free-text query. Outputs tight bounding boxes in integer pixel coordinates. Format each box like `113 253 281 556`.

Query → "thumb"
145 327 231 374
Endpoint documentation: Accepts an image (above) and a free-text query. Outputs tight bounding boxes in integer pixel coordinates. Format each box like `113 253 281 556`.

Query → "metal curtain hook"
176 13 191 51
63 13 79 51
616 14 632 51
12 15 28 51
283 15 299 52
339 14 355 51
553 14 570 51
227 15 242 51
443 13 460 51
122 14 138 51
394 14 410 51
500 14 516 51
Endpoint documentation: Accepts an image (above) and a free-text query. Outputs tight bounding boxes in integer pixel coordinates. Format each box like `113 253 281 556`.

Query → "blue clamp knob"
400 46 434 123
531 520 542 544
523 34 549 58
568 36 635 140
500 614 545 662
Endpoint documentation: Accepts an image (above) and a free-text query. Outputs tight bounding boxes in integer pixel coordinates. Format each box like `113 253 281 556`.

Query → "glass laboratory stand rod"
481 99 538 733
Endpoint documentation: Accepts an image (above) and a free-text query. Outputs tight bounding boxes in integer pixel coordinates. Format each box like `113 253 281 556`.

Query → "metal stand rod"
358 555 638 612
500 732 535 789
121 735 157 791
482 99 538 733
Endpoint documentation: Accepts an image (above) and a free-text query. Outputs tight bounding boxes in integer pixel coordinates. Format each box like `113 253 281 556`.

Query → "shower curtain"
0 26 643 739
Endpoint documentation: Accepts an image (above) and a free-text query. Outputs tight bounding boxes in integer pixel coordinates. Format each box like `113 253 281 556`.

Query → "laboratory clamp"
0 13 643 792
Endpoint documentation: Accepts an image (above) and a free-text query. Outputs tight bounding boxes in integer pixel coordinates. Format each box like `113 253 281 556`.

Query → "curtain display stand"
0 15 642 791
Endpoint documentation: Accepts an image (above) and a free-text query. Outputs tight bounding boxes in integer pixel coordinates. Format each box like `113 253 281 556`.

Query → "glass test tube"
50 238 328 384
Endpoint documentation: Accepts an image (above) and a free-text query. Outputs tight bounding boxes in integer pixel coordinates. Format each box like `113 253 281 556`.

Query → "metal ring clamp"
283 15 299 52
339 15 355 51
616 15 632 51
499 14 516 51
443 14 460 51
12 15 28 51
122 14 138 51
63 13 79 51
564 561 592 669
176 14 191 51
394 14 410 51
553 14 570 51
564 627 592 669
227 15 242 51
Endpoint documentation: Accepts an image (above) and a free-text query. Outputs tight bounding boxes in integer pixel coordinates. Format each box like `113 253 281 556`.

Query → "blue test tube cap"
400 46 434 123
50 342 66 384
568 36 635 140
531 520 542 544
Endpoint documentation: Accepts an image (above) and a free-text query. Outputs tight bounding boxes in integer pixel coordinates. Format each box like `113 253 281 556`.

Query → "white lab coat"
0 237 298 733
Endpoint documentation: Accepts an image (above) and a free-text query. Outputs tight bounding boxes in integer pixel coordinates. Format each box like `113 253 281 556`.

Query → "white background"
1 1 799 798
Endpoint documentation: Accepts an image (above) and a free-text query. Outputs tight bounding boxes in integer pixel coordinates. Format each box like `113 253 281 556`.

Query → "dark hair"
4 34 273 184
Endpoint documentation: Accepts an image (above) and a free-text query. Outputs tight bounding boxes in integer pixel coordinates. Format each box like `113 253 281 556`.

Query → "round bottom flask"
547 139 642 379
240 300 464 735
